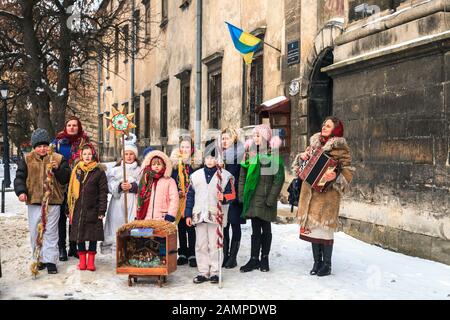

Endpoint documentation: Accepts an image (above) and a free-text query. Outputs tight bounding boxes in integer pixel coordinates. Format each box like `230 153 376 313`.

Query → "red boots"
78 251 96 271
87 251 96 271
78 251 87 270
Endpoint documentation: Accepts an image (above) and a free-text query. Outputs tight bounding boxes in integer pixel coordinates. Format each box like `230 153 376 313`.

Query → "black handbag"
287 177 302 213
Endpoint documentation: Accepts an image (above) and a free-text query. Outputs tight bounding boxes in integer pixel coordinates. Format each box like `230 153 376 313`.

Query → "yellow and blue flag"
226 22 262 65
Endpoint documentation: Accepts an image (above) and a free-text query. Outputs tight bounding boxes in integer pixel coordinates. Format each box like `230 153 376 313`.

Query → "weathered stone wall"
103 0 284 159
326 11 450 264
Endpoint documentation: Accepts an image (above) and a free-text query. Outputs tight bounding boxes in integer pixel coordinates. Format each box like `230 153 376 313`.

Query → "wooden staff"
216 166 224 289
216 144 225 289
122 134 128 224
31 144 55 278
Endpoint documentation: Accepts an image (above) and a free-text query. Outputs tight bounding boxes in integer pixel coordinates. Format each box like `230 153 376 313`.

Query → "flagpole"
262 41 281 53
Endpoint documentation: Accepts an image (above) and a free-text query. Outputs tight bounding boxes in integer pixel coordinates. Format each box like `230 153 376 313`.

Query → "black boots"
260 233 272 272
177 255 188 265
46 263 58 274
240 233 272 272
188 256 197 267
222 237 230 268
224 240 240 269
310 243 323 275
59 247 68 262
68 242 79 259
316 244 333 277
240 235 261 272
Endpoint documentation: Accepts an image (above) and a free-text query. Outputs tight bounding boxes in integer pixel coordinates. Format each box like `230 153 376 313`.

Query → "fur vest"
296 133 355 231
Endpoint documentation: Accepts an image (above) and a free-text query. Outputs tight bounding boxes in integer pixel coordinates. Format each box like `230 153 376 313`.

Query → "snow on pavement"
1 192 450 300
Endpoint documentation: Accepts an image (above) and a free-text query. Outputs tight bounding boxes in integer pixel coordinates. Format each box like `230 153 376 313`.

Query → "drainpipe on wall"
195 0 202 150
97 56 103 158
131 0 136 136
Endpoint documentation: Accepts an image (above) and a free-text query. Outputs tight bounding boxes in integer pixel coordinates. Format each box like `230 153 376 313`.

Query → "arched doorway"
307 48 334 136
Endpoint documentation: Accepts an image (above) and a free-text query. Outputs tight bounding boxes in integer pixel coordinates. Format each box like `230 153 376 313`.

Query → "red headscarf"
77 143 99 162
56 116 86 143
320 118 344 145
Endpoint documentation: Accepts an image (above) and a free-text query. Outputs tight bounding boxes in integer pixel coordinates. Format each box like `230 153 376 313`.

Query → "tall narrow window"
248 32 265 125
157 81 169 138
134 95 141 139
122 24 129 63
134 9 140 53
180 81 190 130
175 69 191 130
208 71 221 129
122 102 129 114
203 52 223 130
250 55 263 125
114 27 119 74
106 48 110 79
144 0 151 41
143 91 151 139
161 0 168 27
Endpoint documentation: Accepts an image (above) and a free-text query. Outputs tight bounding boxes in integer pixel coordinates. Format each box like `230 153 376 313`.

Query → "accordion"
299 148 338 193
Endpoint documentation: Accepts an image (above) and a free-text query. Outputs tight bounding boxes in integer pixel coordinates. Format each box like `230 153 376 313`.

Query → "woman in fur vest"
170 136 203 267
294 116 354 277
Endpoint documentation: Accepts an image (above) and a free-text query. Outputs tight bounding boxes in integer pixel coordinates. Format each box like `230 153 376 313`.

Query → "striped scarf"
136 166 165 220
67 161 99 224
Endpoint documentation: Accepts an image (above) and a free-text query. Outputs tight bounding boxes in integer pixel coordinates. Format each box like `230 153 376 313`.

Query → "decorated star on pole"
105 105 136 136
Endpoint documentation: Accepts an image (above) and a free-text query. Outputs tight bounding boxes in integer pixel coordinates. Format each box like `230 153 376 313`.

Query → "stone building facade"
95 0 449 264
322 0 450 264
100 0 284 160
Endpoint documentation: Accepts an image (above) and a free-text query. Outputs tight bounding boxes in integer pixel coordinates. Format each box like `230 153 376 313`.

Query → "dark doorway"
308 48 334 137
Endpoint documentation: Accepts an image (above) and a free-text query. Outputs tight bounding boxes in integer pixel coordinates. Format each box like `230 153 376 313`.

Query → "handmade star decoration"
106 105 136 135
105 105 136 224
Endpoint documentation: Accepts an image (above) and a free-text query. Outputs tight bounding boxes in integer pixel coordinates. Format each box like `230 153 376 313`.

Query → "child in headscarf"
68 144 108 271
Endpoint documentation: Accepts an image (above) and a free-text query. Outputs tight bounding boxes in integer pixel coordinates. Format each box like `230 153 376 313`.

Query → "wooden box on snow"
116 220 177 287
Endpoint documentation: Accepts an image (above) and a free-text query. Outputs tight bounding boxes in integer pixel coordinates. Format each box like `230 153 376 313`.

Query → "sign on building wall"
287 40 300 66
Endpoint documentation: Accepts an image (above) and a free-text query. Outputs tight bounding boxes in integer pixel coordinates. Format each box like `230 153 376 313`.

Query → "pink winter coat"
139 150 179 221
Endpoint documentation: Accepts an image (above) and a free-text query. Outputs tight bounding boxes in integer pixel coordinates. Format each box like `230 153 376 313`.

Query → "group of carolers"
13 115 353 283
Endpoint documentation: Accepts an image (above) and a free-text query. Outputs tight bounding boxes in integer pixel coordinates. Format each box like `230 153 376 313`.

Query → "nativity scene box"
116 220 177 286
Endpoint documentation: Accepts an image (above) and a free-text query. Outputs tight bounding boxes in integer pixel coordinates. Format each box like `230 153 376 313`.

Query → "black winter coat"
69 166 108 242
223 142 246 225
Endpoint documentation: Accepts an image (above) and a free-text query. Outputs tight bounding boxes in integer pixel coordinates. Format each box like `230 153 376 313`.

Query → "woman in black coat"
220 128 246 269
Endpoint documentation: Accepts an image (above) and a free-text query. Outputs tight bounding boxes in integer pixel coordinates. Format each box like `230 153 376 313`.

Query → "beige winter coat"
296 133 354 232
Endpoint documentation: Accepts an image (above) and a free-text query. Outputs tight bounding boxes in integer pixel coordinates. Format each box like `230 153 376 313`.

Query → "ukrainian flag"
226 22 262 65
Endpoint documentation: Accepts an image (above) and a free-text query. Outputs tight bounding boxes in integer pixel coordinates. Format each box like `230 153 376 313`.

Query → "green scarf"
241 153 284 218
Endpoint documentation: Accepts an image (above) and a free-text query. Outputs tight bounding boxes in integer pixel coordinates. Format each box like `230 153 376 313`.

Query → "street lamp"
99 85 112 159
1 81 10 189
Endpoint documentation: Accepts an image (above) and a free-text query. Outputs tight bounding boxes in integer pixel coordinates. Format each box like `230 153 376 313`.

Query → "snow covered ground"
1 192 450 300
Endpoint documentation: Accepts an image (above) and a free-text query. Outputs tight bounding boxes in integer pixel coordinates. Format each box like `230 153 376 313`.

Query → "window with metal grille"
208 70 222 129
161 0 168 27
250 55 263 125
144 1 151 41
122 102 129 114
160 85 168 138
114 27 119 74
143 91 151 139
134 96 141 139
106 48 110 79
180 80 190 130
134 9 140 53
123 24 129 63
